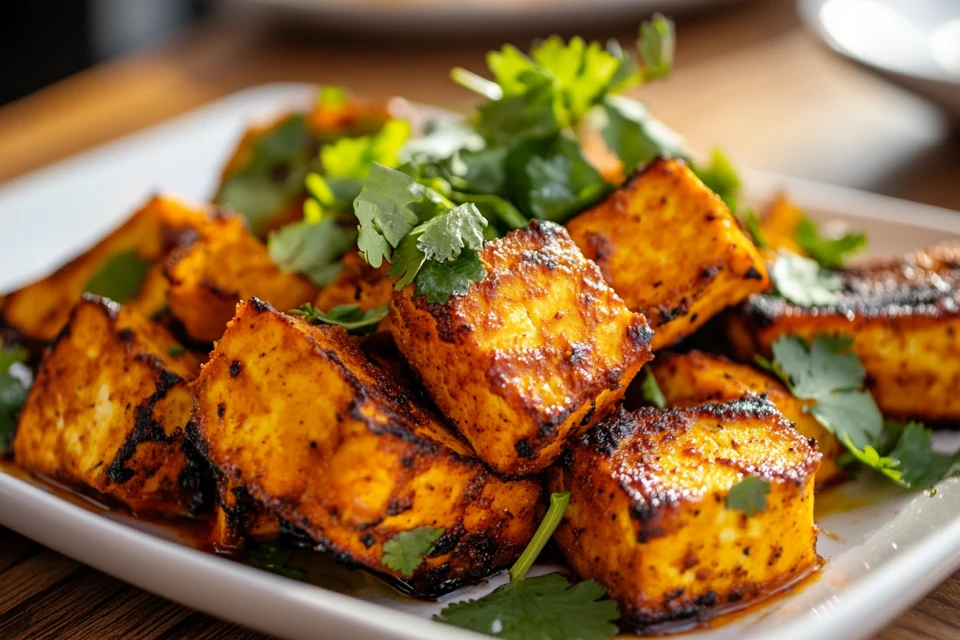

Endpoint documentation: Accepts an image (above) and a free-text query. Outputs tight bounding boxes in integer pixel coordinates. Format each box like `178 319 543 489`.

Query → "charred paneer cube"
566 158 769 351
164 215 318 342
13 295 208 516
548 399 820 630
1 196 210 342
389 220 653 476
191 299 542 597
208 473 282 551
314 250 393 313
728 242 960 424
651 351 845 489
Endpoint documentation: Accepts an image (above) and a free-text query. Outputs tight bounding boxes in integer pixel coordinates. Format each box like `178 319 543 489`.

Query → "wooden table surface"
1 0 958 638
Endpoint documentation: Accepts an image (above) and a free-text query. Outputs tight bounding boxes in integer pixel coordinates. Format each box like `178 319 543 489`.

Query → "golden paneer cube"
548 400 820 629
13 295 208 517
164 215 319 342
389 220 653 476
1 196 210 342
191 299 542 597
207 473 281 551
566 158 770 351
651 351 845 489
759 195 805 257
728 242 960 424
314 250 394 313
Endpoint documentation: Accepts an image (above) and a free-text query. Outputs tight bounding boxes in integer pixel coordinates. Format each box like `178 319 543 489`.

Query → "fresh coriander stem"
509 491 571 583
450 68 503 101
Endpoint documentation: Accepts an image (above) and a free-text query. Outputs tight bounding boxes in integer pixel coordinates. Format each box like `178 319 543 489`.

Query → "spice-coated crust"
549 400 820 628
729 242 960 423
13 295 209 516
566 157 770 351
191 299 542 598
389 220 653 475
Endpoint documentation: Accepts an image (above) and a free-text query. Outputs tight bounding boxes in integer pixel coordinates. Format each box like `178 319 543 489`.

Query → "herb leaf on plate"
770 252 842 307
435 492 620 640
794 216 867 269
0 346 30 455
382 526 445 577
268 216 358 288
725 476 770 516
84 249 152 303
289 303 388 334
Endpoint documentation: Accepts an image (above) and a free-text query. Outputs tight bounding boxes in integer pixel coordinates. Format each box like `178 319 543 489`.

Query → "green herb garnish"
247 542 306 580
435 492 619 640
0 346 30 454
725 476 770 516
165 345 186 357
382 526 445 577
770 252 841 307
84 249 152 303
794 216 867 269
757 334 960 488
290 303 388 334
353 163 488 304
638 366 666 409
268 216 358 288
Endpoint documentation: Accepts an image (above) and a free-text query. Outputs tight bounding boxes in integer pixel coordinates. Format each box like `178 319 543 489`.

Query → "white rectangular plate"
1 83 959 640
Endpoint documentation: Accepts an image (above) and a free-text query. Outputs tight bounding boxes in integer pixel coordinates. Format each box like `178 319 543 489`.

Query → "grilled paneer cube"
389 220 653 476
728 242 960 423
208 474 281 550
1 196 209 342
192 299 542 597
566 158 770 350
759 195 805 257
651 351 845 489
314 250 393 313
164 215 318 342
548 399 820 629
13 295 208 516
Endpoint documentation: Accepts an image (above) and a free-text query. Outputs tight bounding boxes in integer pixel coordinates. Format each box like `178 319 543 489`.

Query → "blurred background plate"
799 0 960 118
222 0 745 34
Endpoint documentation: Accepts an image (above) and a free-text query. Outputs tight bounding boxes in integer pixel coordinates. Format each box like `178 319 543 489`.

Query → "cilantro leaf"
435 573 618 640
841 422 960 489
770 252 842 307
354 163 423 267
725 476 770 516
382 526 444 577
795 216 868 269
413 249 486 304
416 203 486 262
289 303 387 334
759 333 884 460
742 209 769 249
216 115 313 233
1 346 32 454
268 217 358 287
84 249 152 303
691 149 741 212
247 542 306 580
636 14 675 82
638 366 666 409
597 96 685 176
436 492 619 640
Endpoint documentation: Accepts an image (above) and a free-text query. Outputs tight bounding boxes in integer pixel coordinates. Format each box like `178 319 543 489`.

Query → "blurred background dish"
799 0 960 117
221 0 745 34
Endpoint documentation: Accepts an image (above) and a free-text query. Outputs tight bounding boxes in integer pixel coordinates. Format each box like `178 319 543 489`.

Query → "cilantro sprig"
725 476 770 516
290 303 388 335
353 163 488 304
382 526 445 577
435 492 619 640
769 252 841 307
0 346 31 454
758 334 960 489
794 217 867 269
638 366 666 409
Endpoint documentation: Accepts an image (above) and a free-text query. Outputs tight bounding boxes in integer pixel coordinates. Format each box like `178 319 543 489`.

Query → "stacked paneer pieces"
728 242 960 423
7 195 319 517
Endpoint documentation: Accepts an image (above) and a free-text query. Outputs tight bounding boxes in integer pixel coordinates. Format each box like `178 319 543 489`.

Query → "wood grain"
0 0 958 637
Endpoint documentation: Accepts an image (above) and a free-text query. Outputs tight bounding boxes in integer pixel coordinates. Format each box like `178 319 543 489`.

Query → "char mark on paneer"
566 158 770 351
548 399 820 630
191 299 543 598
388 219 654 476
729 242 960 424
13 294 210 516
